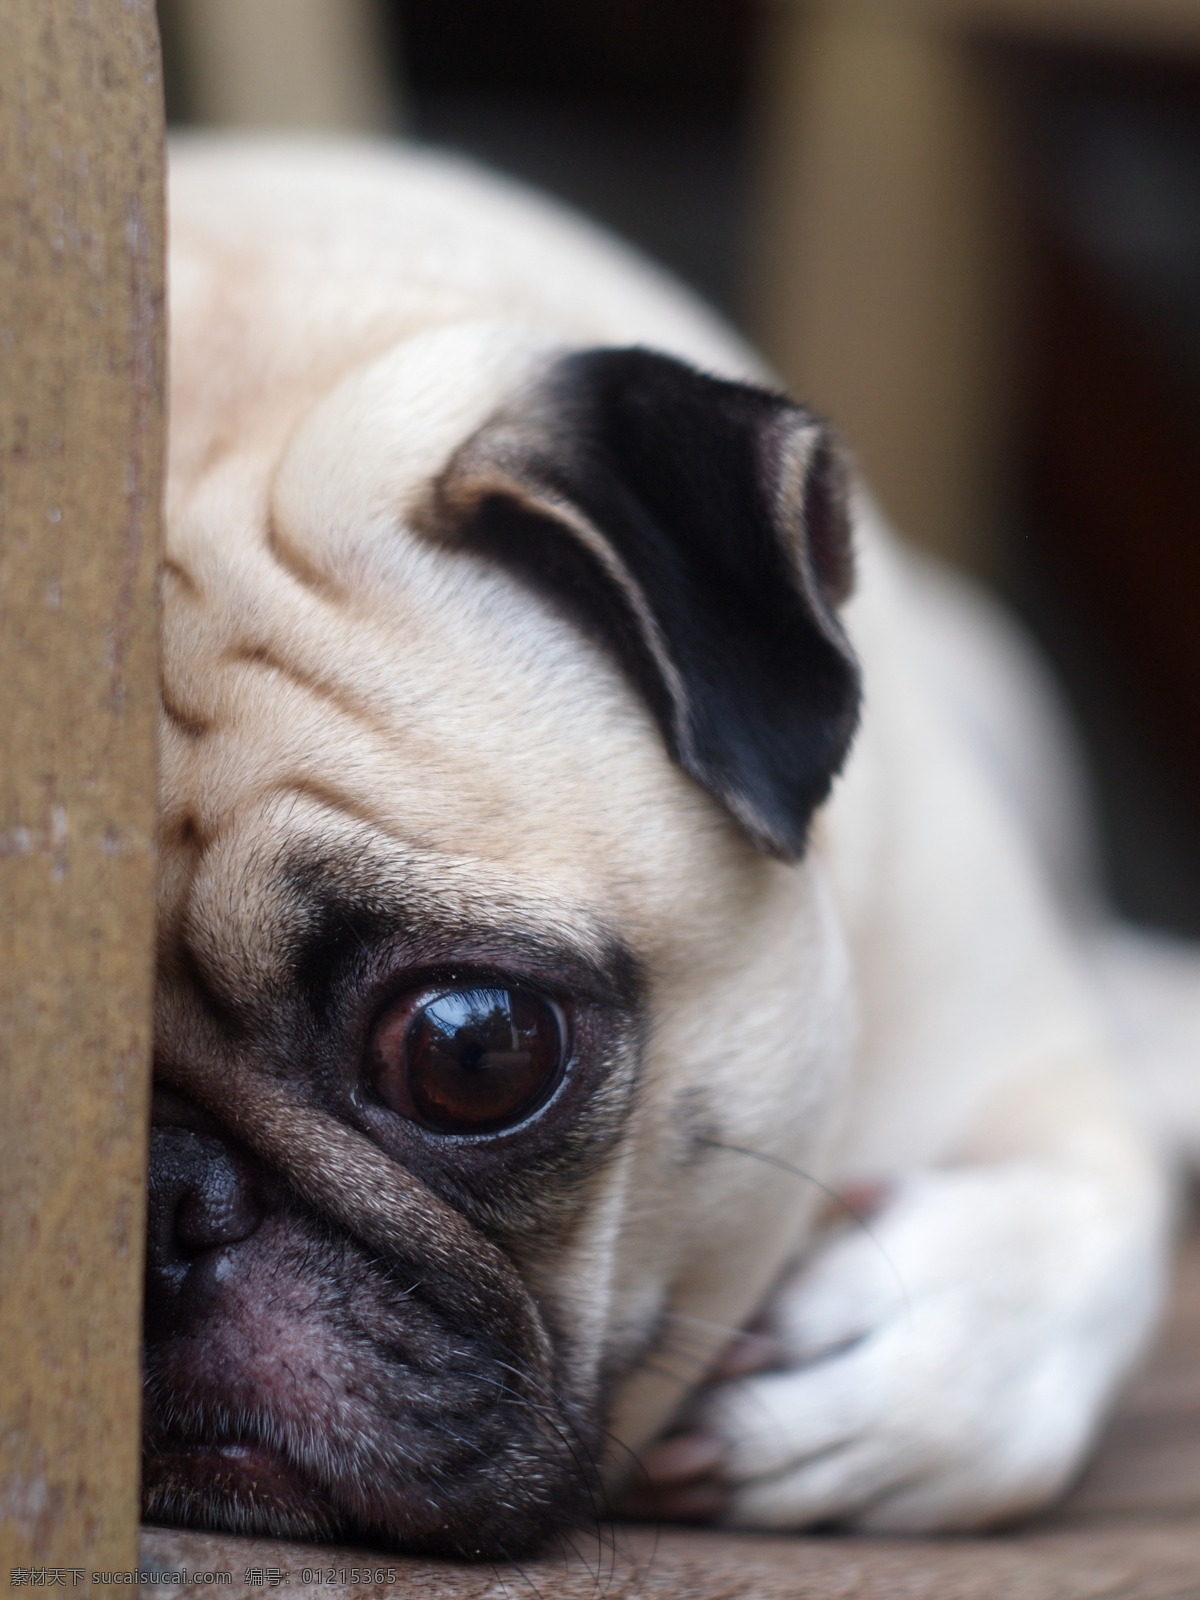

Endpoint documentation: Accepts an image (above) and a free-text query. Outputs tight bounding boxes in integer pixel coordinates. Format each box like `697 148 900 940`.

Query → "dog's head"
147 324 860 1553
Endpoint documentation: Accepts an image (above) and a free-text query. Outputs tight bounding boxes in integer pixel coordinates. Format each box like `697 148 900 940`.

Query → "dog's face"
146 323 861 1552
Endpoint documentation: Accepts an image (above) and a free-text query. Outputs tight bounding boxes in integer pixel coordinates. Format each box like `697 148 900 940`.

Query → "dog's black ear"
425 347 861 860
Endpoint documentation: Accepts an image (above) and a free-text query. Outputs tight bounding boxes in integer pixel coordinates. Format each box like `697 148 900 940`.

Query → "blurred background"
156 0 1200 936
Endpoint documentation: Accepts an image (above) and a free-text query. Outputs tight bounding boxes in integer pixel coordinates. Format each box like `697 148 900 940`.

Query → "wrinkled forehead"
160 647 709 948
162 506 718 855
163 786 648 1029
156 652 734 1057
158 348 736 972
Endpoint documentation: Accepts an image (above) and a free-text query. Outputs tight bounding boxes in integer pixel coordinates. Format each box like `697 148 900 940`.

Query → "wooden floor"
140 1220 1200 1598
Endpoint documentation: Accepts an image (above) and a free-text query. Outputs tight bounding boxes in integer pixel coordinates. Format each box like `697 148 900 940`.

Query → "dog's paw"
634 1165 1160 1531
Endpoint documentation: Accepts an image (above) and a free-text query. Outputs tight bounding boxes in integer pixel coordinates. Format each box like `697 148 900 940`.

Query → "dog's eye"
370 986 565 1134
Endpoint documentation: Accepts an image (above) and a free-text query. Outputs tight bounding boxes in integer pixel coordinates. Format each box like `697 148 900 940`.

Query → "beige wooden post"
750 0 1017 569
749 0 1200 571
160 0 397 131
0 0 165 1580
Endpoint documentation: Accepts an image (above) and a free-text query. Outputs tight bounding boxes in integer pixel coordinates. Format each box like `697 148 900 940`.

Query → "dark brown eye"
370 985 565 1134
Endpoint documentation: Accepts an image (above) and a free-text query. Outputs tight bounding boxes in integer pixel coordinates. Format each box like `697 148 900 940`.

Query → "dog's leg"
628 529 1171 1531
631 1056 1166 1531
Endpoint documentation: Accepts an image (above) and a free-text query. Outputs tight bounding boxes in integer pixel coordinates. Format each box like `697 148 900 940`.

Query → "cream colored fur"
160 136 1175 1534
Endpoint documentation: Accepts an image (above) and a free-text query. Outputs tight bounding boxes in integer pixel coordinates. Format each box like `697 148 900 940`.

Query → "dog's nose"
146 1124 265 1334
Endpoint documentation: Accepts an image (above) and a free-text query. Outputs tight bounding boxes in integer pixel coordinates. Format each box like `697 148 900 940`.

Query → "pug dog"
147 137 1173 1556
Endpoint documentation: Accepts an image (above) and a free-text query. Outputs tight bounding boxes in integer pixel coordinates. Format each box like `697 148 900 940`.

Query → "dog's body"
150 138 1176 1552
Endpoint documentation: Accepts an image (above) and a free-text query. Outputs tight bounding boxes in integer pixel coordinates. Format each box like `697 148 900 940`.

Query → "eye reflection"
371 984 565 1134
